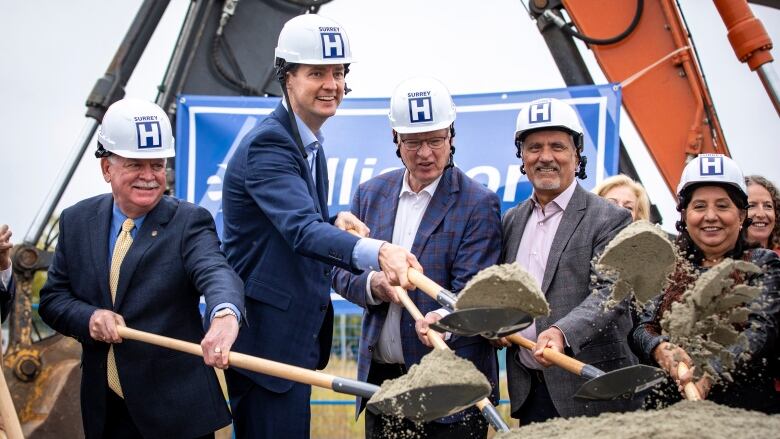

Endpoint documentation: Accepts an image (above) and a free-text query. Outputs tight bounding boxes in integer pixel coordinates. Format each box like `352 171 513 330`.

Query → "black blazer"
40 194 244 439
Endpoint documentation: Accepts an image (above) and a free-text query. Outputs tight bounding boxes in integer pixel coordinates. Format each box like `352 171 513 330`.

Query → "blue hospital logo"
408 97 433 123
528 101 551 124
320 32 345 59
136 121 162 149
699 156 724 176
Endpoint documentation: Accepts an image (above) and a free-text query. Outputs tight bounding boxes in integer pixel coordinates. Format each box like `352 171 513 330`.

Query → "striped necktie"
107 218 134 398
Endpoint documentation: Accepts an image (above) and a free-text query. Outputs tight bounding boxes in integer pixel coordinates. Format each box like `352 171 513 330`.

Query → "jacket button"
368 345 374 352
320 304 327 311
324 268 331 277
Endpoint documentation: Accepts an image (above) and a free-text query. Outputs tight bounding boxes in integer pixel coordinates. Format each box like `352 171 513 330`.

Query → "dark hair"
745 175 780 249
674 182 753 266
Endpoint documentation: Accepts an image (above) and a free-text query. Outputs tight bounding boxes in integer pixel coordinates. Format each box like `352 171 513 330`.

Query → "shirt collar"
282 100 323 152
111 203 147 235
400 170 443 198
532 178 578 211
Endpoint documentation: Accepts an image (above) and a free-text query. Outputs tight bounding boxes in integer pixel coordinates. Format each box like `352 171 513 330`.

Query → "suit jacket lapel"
89 195 114 309
541 184 587 292
504 200 534 264
273 103 323 217
315 144 329 219
113 197 176 310
411 168 458 256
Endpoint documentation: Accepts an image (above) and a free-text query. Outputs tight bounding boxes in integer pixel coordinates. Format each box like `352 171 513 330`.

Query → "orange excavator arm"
560 0 729 193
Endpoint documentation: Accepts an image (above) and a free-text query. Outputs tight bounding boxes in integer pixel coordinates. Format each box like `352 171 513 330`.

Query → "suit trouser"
512 368 560 425
226 368 312 439
364 361 488 439
103 390 215 439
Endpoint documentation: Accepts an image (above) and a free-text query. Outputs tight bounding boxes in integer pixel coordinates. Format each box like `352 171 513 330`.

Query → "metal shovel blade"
574 364 667 400
367 381 490 422
429 307 533 338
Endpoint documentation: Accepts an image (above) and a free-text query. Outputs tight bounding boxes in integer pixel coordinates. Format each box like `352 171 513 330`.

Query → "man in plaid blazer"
332 77 501 439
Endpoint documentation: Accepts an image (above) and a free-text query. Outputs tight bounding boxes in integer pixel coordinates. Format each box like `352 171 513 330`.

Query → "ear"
101 158 112 182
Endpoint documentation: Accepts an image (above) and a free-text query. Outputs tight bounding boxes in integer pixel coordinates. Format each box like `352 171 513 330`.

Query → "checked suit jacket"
332 166 502 422
501 183 641 418
39 194 244 439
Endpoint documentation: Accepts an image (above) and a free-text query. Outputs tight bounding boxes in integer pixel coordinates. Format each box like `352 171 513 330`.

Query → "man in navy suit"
332 77 502 438
221 14 421 439
0 224 14 321
39 98 244 439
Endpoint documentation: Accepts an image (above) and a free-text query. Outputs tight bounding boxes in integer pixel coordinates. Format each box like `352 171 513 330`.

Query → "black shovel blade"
574 364 667 400
366 382 489 422
429 307 533 338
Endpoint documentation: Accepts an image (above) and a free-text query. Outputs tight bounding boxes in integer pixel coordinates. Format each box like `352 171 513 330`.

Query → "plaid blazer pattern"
332 166 502 421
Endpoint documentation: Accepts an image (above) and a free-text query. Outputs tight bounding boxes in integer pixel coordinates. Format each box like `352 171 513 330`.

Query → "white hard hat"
275 14 353 65
677 154 747 197
97 98 175 159
388 76 456 134
515 98 583 149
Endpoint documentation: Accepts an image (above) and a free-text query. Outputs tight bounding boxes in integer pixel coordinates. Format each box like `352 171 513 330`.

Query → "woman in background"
594 174 650 222
745 175 779 253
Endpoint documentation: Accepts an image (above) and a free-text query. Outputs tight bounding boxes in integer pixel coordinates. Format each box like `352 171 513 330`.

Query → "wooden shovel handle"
677 362 702 401
0 327 24 439
407 268 446 301
505 333 585 376
117 326 339 391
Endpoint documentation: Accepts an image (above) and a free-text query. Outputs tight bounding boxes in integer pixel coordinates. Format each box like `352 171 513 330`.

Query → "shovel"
116 326 483 422
677 362 702 401
0 323 23 439
392 286 509 433
406 268 666 401
507 333 666 400
406 268 532 338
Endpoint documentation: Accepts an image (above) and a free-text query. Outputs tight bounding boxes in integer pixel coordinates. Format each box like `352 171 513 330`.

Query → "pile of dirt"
660 258 761 378
597 220 676 305
497 400 780 439
366 349 490 420
456 264 550 317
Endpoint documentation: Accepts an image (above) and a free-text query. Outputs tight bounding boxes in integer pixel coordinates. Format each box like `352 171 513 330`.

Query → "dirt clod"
456 264 550 317
597 220 676 306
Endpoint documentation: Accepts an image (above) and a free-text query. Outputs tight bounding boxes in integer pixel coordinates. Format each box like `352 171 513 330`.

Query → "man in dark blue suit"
39 98 244 439
221 14 421 439
332 77 502 438
0 224 14 321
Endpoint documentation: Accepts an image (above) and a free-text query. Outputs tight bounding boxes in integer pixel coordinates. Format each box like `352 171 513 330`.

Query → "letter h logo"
528 101 551 124
136 121 161 149
699 156 724 176
408 97 433 123
321 33 344 59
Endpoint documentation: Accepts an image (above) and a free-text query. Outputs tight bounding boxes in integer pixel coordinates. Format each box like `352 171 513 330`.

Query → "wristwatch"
213 308 238 320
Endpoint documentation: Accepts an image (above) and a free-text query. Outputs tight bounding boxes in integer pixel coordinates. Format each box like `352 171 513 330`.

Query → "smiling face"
286 64 345 131
102 155 166 218
398 128 451 193
684 185 746 261
603 184 639 221
747 183 776 248
521 130 578 205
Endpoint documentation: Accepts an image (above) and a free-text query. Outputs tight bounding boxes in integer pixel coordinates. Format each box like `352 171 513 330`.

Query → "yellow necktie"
107 218 134 398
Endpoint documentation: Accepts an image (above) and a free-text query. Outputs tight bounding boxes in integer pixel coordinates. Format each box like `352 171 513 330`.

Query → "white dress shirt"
0 265 10 290
514 179 577 369
365 171 442 364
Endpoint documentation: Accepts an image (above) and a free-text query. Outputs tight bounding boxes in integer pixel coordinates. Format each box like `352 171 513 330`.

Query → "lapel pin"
151 230 158 237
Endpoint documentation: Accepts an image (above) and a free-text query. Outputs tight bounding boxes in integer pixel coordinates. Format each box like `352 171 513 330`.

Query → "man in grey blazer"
499 98 639 424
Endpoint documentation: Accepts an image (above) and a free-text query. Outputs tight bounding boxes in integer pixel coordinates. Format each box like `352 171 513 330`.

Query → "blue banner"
176 84 620 229
177 84 621 314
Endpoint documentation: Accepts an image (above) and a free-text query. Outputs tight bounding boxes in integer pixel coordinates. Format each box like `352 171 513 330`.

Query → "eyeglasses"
400 136 449 151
